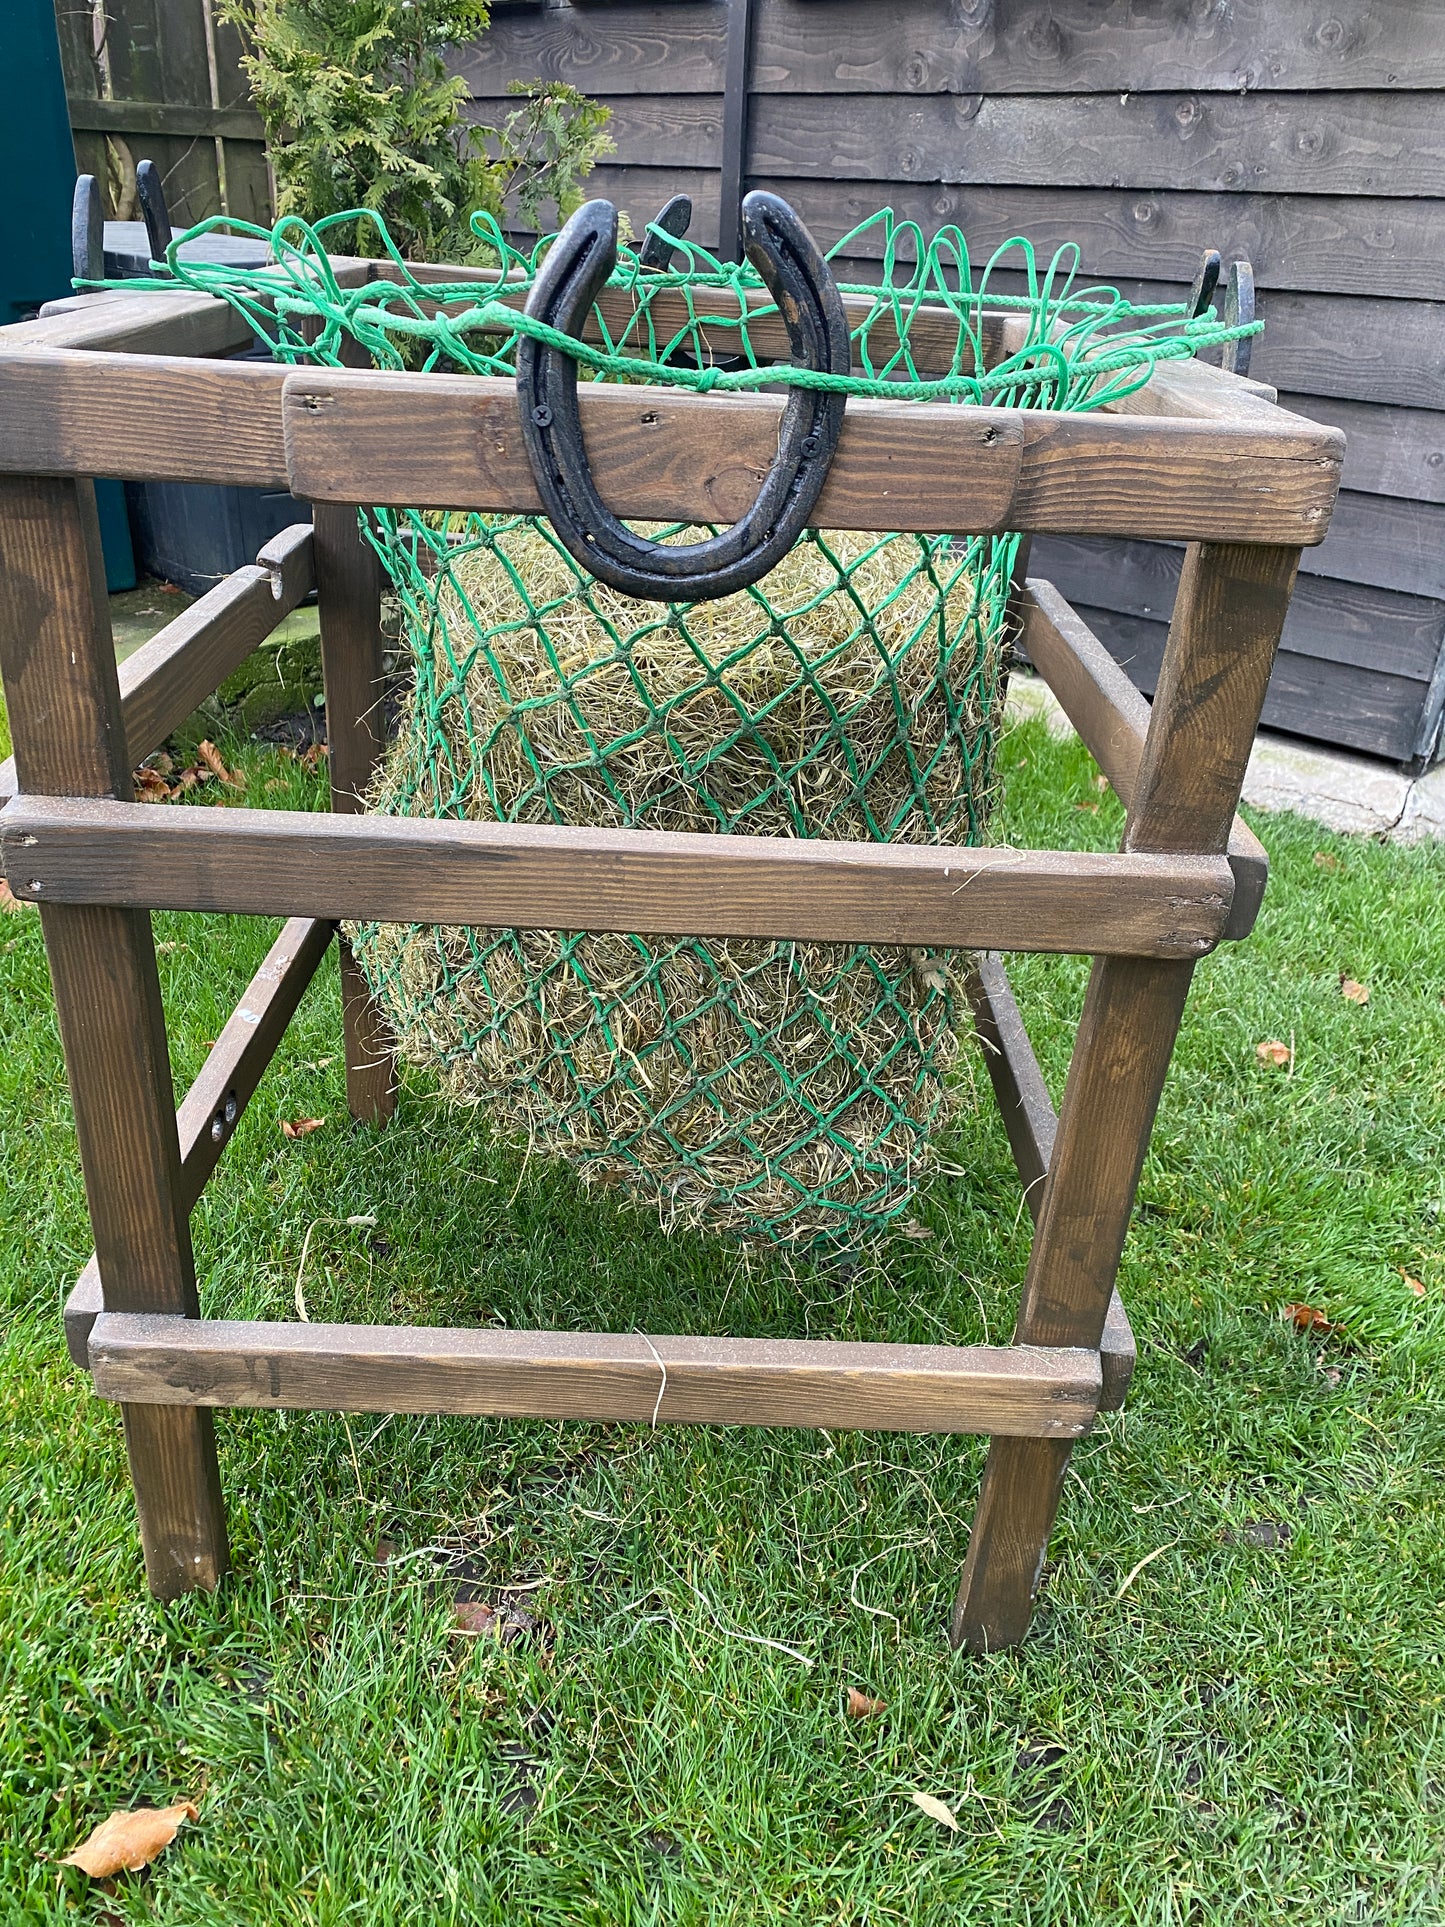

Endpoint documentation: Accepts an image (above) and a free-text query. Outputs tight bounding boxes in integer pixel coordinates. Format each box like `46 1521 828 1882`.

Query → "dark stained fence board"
1277 395 1445 504
948 269 1445 413
465 94 723 172
748 92 1445 199
1059 600 1441 764
453 4 727 97
1032 535 1445 680
463 0 1445 97
746 177 1445 303
580 164 723 248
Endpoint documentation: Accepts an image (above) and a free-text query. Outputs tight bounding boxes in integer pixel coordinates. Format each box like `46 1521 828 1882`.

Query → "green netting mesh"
128 206 1258 1248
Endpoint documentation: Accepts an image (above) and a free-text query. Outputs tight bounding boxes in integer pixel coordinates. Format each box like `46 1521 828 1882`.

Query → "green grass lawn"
2 719 1443 1923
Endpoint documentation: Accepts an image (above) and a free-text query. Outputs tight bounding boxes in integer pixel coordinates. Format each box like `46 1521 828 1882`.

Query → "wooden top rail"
0 345 1343 545
87 1313 1101 1437
0 795 1234 958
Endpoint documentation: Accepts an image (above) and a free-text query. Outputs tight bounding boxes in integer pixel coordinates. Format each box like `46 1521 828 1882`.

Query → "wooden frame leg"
0 476 228 1597
952 955 1194 1650
953 541 1302 1651
313 502 399 1125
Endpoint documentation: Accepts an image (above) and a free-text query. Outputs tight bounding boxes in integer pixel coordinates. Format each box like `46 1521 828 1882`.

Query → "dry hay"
351 516 1006 1245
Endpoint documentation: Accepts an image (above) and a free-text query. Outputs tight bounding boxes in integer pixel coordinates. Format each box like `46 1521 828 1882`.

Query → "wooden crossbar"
63 916 334 1366
86 1314 1101 1437
0 796 1235 957
1020 578 1270 940
0 523 314 805
0 349 1343 545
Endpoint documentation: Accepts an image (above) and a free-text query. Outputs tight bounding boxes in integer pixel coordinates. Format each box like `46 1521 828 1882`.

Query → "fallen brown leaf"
280 1116 326 1139
0 877 31 913
134 766 172 803
197 740 245 789
1400 1269 1427 1298
910 1791 959 1831
1074 799 1099 814
1256 1039 1292 1067
1285 1303 1336 1335
453 1597 549 1647
1093 773 1110 791
845 1687 886 1719
156 580 184 595
1340 976 1370 1005
896 1219 935 1242
1313 851 1340 872
61 1801 197 1877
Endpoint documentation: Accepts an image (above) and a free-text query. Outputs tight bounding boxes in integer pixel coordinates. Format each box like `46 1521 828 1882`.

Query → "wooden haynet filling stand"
0 230 1342 1652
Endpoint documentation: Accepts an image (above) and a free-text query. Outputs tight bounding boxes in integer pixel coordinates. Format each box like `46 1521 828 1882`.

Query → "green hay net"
139 207 1259 1249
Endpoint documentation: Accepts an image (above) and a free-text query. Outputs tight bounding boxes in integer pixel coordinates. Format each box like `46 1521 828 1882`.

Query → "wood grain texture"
313 504 398 1124
0 797 1236 959
749 90 1445 197
963 954 1135 1414
0 474 227 1597
0 349 289 487
0 344 1344 549
88 1315 1102 1437
1128 543 1300 858
281 368 1340 545
747 176 1445 302
65 918 335 1369
1019 580 1268 939
461 0 1445 96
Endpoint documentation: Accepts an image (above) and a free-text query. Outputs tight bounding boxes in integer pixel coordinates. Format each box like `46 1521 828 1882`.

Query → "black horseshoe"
72 174 103 282
1221 259 1255 378
639 193 693 272
516 191 850 602
1187 248 1222 319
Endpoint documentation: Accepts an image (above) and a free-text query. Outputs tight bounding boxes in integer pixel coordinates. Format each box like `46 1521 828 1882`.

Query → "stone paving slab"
1006 673 1445 845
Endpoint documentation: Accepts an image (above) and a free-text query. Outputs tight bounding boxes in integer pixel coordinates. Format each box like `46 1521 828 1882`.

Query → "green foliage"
217 0 613 260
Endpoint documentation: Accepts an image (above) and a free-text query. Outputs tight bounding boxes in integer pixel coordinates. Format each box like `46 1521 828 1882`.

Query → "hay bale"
351 516 1006 1245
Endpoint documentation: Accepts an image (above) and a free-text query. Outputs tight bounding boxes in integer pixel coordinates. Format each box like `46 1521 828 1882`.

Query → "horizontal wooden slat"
963 953 1134 1412
0 340 1341 545
64 916 335 1368
0 796 1236 957
1030 536 1445 681
746 177 1445 303
459 0 1445 96
87 1314 1102 1436
1018 579 1268 941
0 350 289 486
474 93 724 172
1066 600 1441 765
749 91 1445 198
67 94 265 142
280 367 1339 544
118 524 317 757
454 4 727 98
